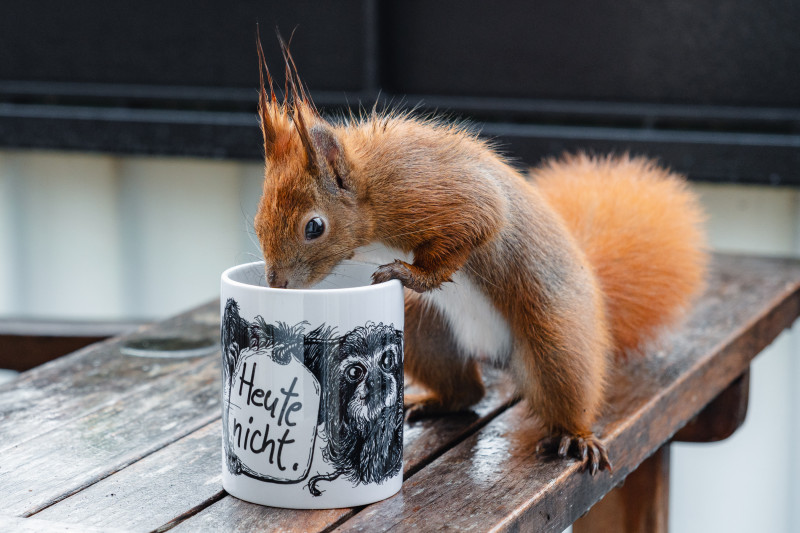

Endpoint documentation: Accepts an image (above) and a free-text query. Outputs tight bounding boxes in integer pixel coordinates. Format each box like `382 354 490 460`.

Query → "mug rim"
221 260 402 295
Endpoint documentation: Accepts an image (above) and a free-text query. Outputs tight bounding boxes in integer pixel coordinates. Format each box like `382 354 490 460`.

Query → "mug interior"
224 261 380 291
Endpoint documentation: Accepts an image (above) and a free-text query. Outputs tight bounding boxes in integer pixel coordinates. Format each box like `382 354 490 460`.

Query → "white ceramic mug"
220 261 404 509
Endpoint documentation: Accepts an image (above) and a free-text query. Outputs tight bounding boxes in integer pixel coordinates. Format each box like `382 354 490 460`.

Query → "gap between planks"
22 415 222 518
153 390 518 532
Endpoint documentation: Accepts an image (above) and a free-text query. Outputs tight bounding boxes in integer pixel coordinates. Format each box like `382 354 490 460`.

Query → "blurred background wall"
1 1 798 531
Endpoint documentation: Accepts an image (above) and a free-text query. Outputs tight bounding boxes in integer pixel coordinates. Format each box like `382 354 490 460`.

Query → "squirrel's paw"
535 433 612 475
373 261 451 292
373 261 426 292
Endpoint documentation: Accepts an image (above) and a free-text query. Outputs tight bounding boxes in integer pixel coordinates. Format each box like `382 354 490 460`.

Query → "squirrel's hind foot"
535 433 612 475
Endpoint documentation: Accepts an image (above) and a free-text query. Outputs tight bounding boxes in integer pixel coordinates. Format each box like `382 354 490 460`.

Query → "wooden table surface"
1 253 799 533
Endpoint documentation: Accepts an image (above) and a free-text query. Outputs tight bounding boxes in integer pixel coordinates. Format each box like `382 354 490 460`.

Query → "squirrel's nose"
267 269 289 289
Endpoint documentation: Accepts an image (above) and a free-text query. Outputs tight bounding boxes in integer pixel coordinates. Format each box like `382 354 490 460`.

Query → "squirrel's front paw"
373 261 448 292
373 260 424 292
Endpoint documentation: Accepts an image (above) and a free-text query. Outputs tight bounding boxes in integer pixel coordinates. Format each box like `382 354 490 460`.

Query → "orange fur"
252 44 708 472
531 153 708 356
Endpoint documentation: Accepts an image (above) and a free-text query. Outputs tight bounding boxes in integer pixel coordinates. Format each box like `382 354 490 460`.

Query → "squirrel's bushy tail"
531 153 708 356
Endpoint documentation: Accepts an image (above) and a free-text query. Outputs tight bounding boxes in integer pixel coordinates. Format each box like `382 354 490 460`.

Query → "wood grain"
328 254 800 532
23 363 515 531
167 369 517 533
0 355 220 516
0 302 218 452
0 514 130 533
34 422 224 532
4 254 798 533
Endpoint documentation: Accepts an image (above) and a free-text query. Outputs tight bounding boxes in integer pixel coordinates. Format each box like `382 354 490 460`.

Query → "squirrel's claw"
372 260 409 285
535 433 612 475
372 260 434 292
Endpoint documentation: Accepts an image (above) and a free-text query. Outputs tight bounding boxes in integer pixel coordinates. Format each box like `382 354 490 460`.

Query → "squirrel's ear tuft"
257 31 280 159
310 124 351 192
292 105 319 173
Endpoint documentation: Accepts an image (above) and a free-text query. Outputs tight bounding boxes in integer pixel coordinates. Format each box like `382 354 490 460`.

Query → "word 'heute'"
231 362 305 472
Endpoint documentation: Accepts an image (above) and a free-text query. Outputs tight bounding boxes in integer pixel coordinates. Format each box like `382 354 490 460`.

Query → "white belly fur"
351 243 513 365
421 270 513 365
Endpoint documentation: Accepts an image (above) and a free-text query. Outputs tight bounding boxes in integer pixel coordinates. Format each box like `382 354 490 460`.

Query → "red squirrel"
253 43 708 474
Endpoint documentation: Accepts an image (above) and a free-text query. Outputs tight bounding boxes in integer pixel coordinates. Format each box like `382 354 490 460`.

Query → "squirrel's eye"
304 217 325 240
380 350 394 371
345 363 365 382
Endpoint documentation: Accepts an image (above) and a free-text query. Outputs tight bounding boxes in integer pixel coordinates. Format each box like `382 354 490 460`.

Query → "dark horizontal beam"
0 103 260 160
483 122 800 185
4 81 800 132
2 101 799 185
0 319 144 371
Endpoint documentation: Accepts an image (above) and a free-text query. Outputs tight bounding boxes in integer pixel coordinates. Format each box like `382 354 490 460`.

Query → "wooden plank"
27 371 515 532
0 334 107 372
0 515 130 533
673 369 749 442
3 306 519 530
0 301 218 452
0 355 220 516
33 422 225 532
573 445 670 533
327 254 800 532
577 370 752 532
0 319 145 338
165 495 347 533
164 371 517 533
9 253 799 532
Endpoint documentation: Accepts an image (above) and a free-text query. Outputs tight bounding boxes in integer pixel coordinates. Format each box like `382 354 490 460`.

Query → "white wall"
0 150 797 531
670 184 800 533
0 150 264 320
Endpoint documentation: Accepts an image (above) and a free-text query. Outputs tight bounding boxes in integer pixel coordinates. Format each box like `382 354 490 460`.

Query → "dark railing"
1 0 798 183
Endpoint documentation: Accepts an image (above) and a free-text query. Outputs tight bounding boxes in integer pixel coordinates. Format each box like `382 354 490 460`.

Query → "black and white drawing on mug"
305 323 403 496
221 298 403 496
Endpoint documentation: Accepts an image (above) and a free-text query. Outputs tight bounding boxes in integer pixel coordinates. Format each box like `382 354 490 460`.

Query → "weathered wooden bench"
0 253 797 532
